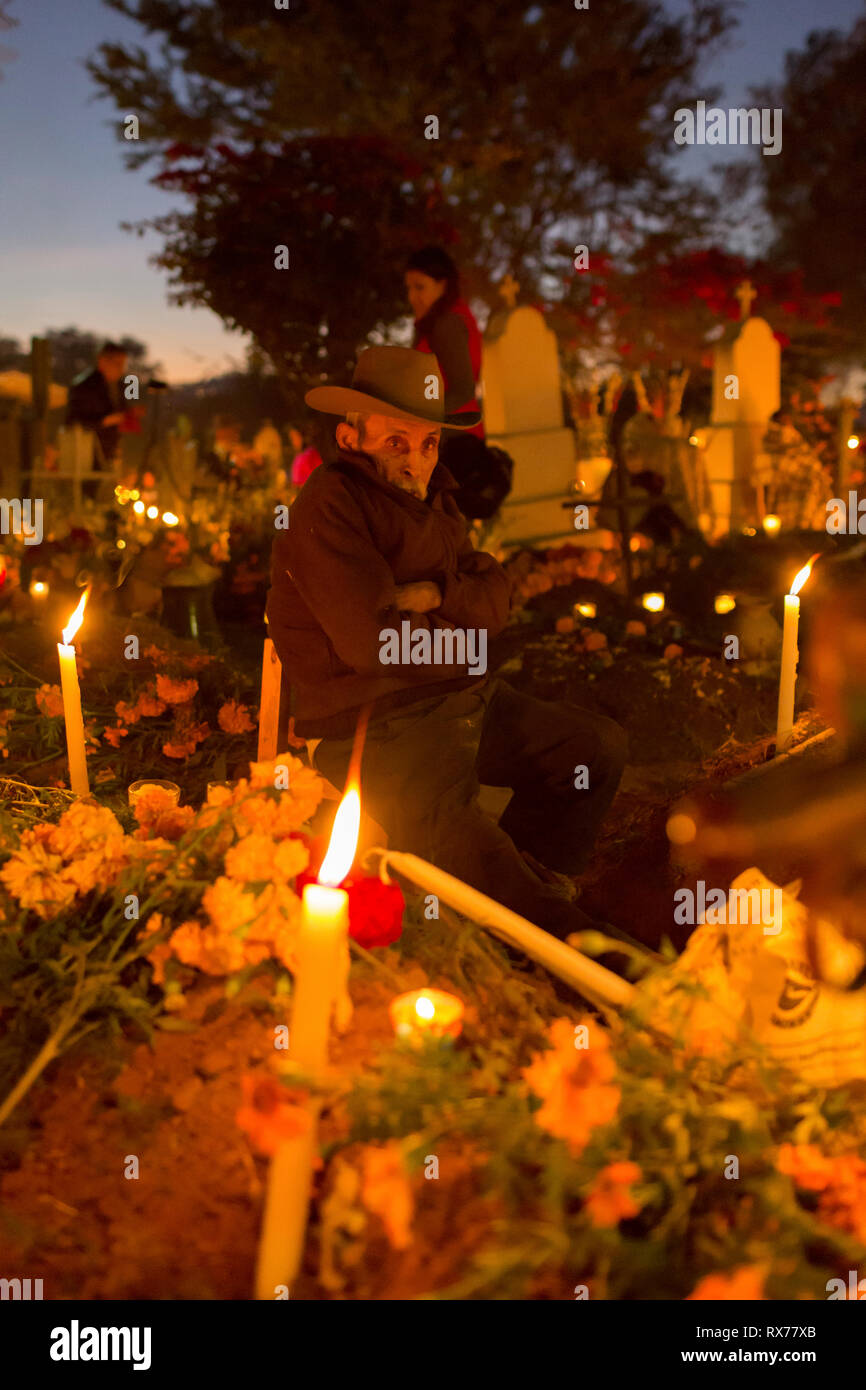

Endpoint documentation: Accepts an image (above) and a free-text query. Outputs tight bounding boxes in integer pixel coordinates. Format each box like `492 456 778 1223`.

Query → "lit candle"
714 593 736 615
763 514 781 536
642 592 665 613
775 555 819 755
389 988 464 1043
254 784 359 1300
573 601 597 619
56 590 90 797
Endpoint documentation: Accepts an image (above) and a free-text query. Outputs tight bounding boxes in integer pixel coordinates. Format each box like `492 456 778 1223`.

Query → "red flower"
296 867 404 948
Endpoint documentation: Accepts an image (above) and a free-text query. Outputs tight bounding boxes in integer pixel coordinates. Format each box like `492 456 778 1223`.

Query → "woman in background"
405 246 511 520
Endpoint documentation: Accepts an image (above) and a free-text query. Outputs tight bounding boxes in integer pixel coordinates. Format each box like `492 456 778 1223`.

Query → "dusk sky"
1 0 862 383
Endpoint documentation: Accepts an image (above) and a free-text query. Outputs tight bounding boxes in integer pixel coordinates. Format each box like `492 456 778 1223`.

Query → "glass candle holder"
128 779 181 808
389 988 464 1045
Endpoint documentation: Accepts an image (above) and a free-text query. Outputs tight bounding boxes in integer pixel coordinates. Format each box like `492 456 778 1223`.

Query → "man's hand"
394 581 442 613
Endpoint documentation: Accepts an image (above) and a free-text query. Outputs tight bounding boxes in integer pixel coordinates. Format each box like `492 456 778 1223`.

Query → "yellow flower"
224 832 281 884
687 1266 766 1300
218 699 255 734
523 1017 621 1156
155 674 199 705
584 1161 643 1228
0 839 75 918
133 790 195 842
35 683 64 718
236 1074 312 1157
202 876 260 937
360 1142 414 1250
50 802 125 859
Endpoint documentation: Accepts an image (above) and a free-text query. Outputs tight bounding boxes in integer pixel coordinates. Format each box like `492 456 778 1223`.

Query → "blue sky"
0 0 862 382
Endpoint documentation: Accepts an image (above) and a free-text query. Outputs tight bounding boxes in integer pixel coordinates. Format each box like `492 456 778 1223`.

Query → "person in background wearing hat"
267 346 627 940
406 246 511 522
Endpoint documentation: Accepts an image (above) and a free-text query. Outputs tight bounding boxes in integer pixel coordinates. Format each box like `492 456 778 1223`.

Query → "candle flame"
61 588 89 646
415 995 435 1020
789 553 821 598
318 783 361 887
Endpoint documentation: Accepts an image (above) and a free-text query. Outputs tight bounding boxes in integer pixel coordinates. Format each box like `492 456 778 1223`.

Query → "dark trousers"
313 678 627 938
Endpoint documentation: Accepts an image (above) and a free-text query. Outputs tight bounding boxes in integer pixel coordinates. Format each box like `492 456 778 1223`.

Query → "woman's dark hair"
406 246 461 335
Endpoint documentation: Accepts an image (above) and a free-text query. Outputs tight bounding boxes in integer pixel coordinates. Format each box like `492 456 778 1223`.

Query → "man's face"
338 413 441 499
99 352 127 383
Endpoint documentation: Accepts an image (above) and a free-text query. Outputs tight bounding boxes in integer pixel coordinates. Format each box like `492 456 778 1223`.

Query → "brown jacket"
266 447 511 738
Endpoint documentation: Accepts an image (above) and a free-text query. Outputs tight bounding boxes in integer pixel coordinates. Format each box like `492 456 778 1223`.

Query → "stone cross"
498 273 520 309
735 280 757 320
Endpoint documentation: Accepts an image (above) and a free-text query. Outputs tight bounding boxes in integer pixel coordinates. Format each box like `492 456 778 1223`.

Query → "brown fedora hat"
305 346 482 430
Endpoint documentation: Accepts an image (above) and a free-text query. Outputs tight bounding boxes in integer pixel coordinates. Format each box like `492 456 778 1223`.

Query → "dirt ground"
0 578 829 1299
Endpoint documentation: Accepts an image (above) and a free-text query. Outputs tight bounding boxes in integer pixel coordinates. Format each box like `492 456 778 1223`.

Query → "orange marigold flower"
202 875 259 937
115 700 141 725
133 790 195 842
136 690 168 718
155 674 199 705
236 1073 312 1156
168 920 206 969
0 839 75 918
218 699 255 734
523 1017 620 1156
163 718 209 759
224 832 279 884
360 1142 414 1250
777 1143 833 1191
584 1161 643 1228
50 802 125 858
687 1266 766 1300
103 724 128 748
35 683 64 718
116 687 168 724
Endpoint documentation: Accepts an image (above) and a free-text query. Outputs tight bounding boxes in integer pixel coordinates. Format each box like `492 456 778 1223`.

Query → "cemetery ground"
0 536 862 1302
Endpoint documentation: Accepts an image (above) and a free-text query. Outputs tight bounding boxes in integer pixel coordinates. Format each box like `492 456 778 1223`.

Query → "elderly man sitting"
266 346 626 939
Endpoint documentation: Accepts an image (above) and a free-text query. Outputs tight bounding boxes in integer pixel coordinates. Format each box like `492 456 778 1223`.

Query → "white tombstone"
481 283 579 547
701 282 781 536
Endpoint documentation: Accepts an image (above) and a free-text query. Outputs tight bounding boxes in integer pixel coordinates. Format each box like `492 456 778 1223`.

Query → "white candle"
775 593 800 754
371 849 634 1009
56 591 90 797
291 883 349 1068
257 635 283 762
775 556 818 755
254 787 358 1299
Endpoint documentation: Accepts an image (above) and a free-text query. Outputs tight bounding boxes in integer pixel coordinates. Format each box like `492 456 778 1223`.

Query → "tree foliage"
753 15 866 358
88 0 732 398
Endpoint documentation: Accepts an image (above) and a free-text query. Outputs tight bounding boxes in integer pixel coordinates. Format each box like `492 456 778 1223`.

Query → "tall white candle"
775 556 818 756
291 883 349 1068
254 787 358 1299
56 591 90 797
775 593 800 754
371 849 634 1008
